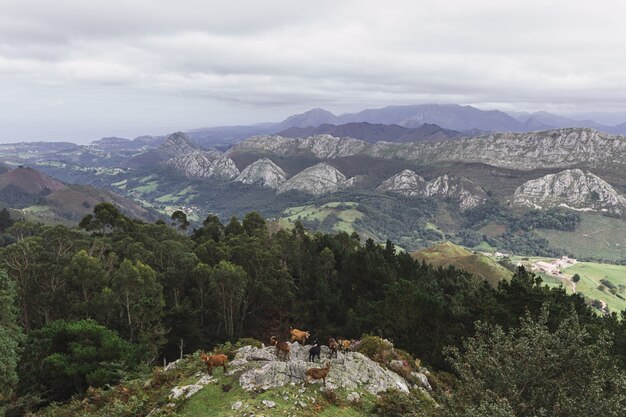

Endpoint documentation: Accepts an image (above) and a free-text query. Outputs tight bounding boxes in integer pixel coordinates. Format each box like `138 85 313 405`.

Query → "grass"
182 376 369 417
473 241 497 252
413 242 513 287
536 213 626 261
23 205 51 214
478 222 507 238
510 256 626 314
563 262 626 313
155 186 197 203
283 202 364 234
131 181 160 195
138 174 157 183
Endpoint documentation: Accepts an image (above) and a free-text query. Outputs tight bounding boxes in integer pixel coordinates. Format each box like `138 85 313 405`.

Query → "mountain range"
4 103 626 257
184 104 626 147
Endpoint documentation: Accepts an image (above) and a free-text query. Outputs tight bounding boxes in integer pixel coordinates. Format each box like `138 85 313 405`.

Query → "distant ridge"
0 166 152 222
83 103 626 149
277 121 461 143
0 166 65 194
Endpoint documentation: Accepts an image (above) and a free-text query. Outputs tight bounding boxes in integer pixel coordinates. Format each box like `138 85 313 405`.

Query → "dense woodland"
0 202 625 416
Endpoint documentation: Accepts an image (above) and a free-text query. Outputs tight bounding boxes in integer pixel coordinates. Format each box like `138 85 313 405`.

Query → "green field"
111 179 127 189
563 262 626 313
510 255 626 314
155 186 196 204
537 213 626 261
283 202 364 234
131 180 160 194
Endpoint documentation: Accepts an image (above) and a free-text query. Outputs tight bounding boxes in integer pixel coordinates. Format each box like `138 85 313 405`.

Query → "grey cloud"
1 0 626 141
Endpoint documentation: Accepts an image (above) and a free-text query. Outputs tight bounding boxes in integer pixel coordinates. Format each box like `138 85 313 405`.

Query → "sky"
1 0 626 142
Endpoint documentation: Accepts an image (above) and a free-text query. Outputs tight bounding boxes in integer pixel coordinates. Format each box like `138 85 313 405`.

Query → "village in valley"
482 251 577 285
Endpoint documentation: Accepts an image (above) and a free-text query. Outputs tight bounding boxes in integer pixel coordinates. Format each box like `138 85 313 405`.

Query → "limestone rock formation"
277 162 352 195
422 174 487 211
513 169 626 215
230 128 626 172
235 158 287 189
229 134 367 159
378 171 486 210
161 132 239 179
377 169 425 196
230 343 409 394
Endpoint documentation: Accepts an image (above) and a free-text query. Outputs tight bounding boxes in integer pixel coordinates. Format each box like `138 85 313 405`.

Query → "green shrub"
236 337 263 348
356 334 394 363
211 337 263 359
426 371 457 395
372 389 435 416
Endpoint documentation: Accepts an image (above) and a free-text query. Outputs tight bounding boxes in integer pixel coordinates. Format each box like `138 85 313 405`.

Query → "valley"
4 125 626 260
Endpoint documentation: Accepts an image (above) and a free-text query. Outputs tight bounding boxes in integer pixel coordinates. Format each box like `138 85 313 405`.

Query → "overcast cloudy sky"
1 0 626 142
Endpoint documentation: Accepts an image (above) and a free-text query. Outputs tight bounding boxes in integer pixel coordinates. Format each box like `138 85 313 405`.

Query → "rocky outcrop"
378 171 486 210
229 134 368 159
235 158 287 189
377 169 425 196
230 343 409 394
230 128 626 172
422 175 487 210
513 169 626 215
161 132 239 179
277 162 352 195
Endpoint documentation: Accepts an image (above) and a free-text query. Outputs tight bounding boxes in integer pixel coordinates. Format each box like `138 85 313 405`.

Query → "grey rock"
261 400 276 408
422 175 487 210
236 158 287 188
230 134 367 159
277 162 353 195
230 128 626 172
161 132 239 179
377 170 425 196
231 345 409 394
346 391 361 402
379 171 486 210
169 375 215 399
411 372 432 391
231 401 243 410
513 169 626 215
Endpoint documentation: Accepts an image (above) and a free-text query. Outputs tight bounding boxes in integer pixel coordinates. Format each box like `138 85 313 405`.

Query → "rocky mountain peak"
513 169 626 215
423 175 487 210
277 162 351 195
279 108 338 129
161 132 239 179
235 158 287 189
161 131 198 155
377 169 425 195
378 171 486 210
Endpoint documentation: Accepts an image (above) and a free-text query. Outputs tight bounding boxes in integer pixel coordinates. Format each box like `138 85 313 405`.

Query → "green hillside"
536 213 626 262
35 351 376 417
412 241 513 287
563 262 626 313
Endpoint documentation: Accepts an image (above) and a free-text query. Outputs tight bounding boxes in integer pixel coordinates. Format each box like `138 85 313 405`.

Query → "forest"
0 202 625 416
